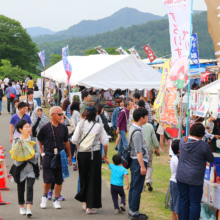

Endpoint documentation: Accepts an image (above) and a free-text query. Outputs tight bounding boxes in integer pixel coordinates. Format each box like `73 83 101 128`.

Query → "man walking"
5 81 16 114
9 102 31 143
25 75 30 90
133 93 152 123
27 76 34 90
3 76 9 93
142 122 159 192
80 91 91 115
37 106 72 209
129 108 149 220
116 100 133 155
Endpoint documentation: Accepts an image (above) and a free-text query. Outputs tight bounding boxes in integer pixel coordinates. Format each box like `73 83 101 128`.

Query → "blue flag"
62 46 72 83
37 51 45 68
191 34 200 68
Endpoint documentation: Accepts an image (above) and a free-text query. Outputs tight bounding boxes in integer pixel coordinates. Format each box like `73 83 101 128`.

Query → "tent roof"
197 79 220 93
41 55 162 90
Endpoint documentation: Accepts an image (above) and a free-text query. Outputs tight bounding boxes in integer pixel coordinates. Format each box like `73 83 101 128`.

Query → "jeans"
100 144 104 156
7 98 14 113
118 130 128 155
16 95 20 100
17 178 35 205
177 181 203 220
0 101 2 112
55 100 60 106
111 184 126 209
129 159 148 214
34 98 41 106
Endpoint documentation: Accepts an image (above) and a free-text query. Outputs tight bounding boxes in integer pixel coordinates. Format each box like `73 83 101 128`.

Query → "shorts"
170 180 179 214
42 155 63 185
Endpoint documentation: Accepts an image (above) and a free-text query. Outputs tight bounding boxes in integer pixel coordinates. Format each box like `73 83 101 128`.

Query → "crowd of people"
1 78 216 220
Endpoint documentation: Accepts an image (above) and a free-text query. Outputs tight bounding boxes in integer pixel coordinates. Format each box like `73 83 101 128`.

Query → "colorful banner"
128 47 141 59
62 46 72 84
191 34 200 67
154 59 179 138
115 46 128 55
163 0 191 64
218 90 220 118
204 0 220 62
37 51 45 68
95 46 109 55
143 44 157 63
196 92 210 118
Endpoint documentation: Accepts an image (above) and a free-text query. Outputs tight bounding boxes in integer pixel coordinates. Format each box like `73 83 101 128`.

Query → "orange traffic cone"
0 192 10 205
0 164 9 191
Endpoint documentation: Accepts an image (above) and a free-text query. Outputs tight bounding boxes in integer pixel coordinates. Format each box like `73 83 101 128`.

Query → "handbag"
121 129 140 169
8 87 15 99
79 119 97 151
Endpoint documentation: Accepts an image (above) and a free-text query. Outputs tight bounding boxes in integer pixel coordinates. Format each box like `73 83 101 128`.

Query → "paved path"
0 99 127 220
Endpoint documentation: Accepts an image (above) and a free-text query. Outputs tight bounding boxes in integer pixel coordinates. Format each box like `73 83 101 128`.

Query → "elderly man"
37 106 72 209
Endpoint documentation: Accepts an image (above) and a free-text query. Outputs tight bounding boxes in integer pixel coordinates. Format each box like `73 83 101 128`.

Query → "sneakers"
115 209 120 214
129 213 148 220
146 183 153 192
47 190 53 200
114 146 118 151
58 195 65 201
20 207 26 215
119 204 126 212
53 200 61 209
26 209 32 217
40 196 47 209
86 209 97 214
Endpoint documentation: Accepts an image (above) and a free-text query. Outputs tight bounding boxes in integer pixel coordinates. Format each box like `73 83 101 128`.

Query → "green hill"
37 11 214 66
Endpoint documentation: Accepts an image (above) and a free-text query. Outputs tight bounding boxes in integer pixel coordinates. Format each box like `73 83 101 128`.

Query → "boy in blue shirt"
104 154 129 214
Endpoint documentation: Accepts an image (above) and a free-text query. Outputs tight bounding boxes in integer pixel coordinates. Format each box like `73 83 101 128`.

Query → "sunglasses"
53 113 63 116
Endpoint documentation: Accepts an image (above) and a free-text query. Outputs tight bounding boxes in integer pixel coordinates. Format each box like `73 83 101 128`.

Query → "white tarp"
196 79 220 115
41 55 162 90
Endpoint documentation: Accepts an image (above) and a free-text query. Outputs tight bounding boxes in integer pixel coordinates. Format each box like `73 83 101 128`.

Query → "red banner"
143 44 157 63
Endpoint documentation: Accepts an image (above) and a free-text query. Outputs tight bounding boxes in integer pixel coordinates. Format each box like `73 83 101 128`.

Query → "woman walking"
9 119 40 217
33 86 43 107
176 123 214 220
72 106 109 214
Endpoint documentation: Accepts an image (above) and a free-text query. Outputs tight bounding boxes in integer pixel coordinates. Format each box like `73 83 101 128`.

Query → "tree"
0 15 39 73
48 54 62 66
0 59 37 81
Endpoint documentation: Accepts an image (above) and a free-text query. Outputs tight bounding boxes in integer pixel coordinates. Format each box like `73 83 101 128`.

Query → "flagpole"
186 0 194 136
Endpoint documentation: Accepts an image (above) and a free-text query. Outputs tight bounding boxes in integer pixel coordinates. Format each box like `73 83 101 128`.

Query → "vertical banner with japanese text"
191 34 200 67
62 46 72 84
154 59 179 138
95 46 109 55
115 46 128 55
128 47 141 59
163 0 191 64
143 44 157 63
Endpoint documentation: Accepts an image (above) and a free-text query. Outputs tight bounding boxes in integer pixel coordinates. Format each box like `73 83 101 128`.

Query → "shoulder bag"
8 87 15 99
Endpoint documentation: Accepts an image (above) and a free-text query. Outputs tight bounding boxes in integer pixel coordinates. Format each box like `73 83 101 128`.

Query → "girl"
10 119 40 217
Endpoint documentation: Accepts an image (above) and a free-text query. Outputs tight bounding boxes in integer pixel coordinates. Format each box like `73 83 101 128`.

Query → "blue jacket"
111 107 123 130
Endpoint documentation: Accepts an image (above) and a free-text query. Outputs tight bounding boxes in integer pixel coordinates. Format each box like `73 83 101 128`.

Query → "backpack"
54 91 59 101
121 129 140 169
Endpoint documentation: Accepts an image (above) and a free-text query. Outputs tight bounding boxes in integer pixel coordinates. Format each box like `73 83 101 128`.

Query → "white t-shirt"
34 91 43 98
24 99 38 111
104 91 111 100
4 78 9 85
170 155 179 183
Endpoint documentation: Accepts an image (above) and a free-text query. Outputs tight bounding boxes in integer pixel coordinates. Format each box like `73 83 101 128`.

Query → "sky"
0 0 207 32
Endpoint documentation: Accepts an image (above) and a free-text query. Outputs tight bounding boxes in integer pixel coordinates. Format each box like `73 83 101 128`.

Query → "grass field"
43 107 171 220
102 142 172 220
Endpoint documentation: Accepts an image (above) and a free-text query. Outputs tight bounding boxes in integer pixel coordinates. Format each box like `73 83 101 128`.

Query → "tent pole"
186 0 194 136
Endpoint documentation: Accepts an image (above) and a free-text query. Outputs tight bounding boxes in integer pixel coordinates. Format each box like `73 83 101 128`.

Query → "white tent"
41 55 162 90
196 79 220 115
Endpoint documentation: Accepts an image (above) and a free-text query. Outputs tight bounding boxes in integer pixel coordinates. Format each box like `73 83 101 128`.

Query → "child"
104 154 129 214
170 139 180 220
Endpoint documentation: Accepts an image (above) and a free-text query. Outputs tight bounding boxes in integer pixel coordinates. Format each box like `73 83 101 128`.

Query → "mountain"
33 8 169 44
26 27 55 37
37 11 214 66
